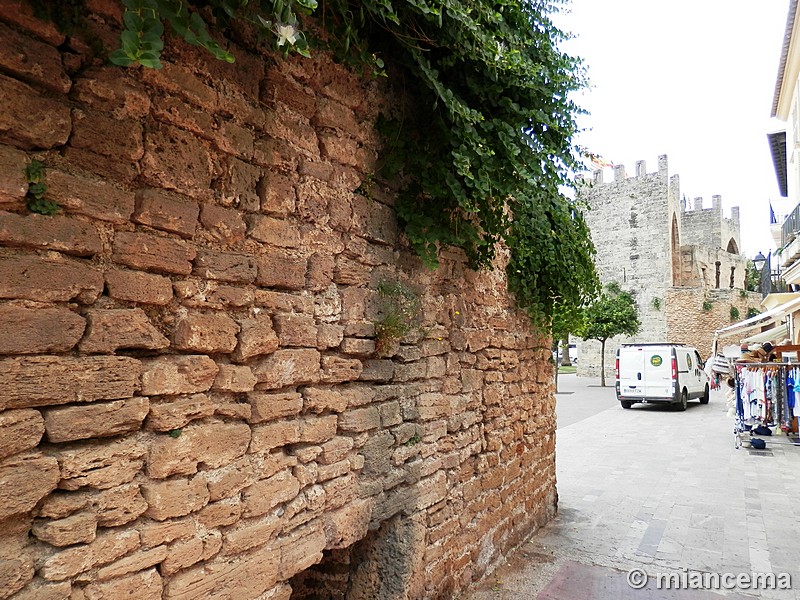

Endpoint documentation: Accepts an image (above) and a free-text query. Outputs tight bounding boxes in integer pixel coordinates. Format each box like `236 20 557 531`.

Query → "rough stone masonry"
0 3 557 599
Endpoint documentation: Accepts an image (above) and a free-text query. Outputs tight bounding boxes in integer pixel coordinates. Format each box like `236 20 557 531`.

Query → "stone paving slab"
467 378 800 600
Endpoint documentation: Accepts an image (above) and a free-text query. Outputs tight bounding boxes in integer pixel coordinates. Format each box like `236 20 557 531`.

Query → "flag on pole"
584 151 615 170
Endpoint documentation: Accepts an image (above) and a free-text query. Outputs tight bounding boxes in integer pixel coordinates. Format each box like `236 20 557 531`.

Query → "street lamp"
753 252 767 273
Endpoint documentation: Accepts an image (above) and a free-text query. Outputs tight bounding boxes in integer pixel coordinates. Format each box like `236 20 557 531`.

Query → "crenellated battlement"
588 154 670 185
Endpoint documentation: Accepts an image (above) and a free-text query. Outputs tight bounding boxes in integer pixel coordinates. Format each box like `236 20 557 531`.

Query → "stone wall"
0 4 556 599
665 288 763 358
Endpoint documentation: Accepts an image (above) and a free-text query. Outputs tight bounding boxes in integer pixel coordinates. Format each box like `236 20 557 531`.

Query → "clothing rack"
733 362 800 449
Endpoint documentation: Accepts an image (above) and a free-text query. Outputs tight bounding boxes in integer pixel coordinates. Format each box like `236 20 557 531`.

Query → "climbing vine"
48 0 599 328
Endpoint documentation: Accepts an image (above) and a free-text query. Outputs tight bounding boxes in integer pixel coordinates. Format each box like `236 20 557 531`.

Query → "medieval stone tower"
576 155 756 376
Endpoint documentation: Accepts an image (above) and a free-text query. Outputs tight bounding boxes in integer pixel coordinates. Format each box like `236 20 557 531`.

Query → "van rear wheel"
700 385 710 405
621 401 633 409
677 389 688 412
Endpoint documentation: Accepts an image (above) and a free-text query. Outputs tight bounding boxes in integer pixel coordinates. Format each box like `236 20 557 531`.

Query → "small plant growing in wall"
746 307 760 319
374 280 421 356
24 160 58 215
702 299 713 312
730 306 740 321
739 289 748 299
651 297 662 311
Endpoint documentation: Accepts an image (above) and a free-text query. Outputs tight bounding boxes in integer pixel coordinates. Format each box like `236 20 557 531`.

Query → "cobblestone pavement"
468 375 800 599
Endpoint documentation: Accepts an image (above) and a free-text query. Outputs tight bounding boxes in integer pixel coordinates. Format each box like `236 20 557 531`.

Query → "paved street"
468 374 800 599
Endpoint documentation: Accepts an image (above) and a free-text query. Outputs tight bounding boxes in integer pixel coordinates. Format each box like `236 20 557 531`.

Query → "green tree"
744 260 760 292
551 302 586 392
581 283 640 387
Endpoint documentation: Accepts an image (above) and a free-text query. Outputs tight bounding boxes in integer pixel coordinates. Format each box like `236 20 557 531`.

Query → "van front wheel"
677 390 688 412
700 385 710 405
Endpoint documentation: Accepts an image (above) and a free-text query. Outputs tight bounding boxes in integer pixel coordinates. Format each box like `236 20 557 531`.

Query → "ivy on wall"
40 0 600 329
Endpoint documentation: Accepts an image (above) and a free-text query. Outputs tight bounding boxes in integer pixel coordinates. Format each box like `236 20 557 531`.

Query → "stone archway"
726 238 739 254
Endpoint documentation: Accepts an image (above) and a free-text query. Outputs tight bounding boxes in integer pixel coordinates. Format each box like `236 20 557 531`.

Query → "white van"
615 344 710 411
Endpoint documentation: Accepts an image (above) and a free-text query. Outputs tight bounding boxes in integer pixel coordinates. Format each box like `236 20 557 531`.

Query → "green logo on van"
687 356 693 369
650 355 663 367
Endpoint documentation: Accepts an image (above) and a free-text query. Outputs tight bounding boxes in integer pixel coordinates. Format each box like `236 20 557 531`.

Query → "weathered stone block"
0 74 71 150
146 394 215 432
133 188 199 237
53 437 146 491
252 349 321 389
276 523 326 580
340 337 376 357
95 559 165 595
255 250 307 290
112 231 196 275
141 475 209 521
0 22 68 92
247 215 302 247
0 1 64 45
0 304 85 354
40 528 140 581
147 422 251 479
217 156 260 212
163 540 279 600
43 397 149 443
140 355 219 396
196 497 242 529
203 455 261 501
192 250 257 283
0 453 59 519
71 109 144 163
0 409 43 460
0 254 104 303
257 170 297 216
32 512 97 547
273 313 318 347
321 355 363 383
0 356 141 410
233 315 279 362
105 269 173 305
139 519 196 549
317 324 345 349
0 556 34 599
7 581 71 600
242 471 300 518
173 312 239 353
302 387 347 414
160 538 203 576
213 364 257 392
0 145 28 204
298 415 338 444
141 123 214 199
0 211 102 256
338 407 381 432
323 498 372 550
174 280 254 309
248 391 303 423
199 203 246 243
45 170 135 224
80 308 169 353
320 436 354 465
72 66 151 119
249 421 301 452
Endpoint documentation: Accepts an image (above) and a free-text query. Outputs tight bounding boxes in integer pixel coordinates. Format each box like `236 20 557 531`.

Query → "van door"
641 346 674 399
618 346 646 399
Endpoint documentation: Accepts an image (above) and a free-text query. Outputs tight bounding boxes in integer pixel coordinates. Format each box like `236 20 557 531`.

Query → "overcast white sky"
557 0 791 257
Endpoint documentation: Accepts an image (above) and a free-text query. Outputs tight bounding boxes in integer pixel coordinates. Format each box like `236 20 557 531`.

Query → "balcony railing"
782 202 800 247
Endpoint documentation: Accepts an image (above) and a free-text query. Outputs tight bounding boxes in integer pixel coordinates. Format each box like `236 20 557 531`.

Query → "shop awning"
715 295 800 339
741 323 789 345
